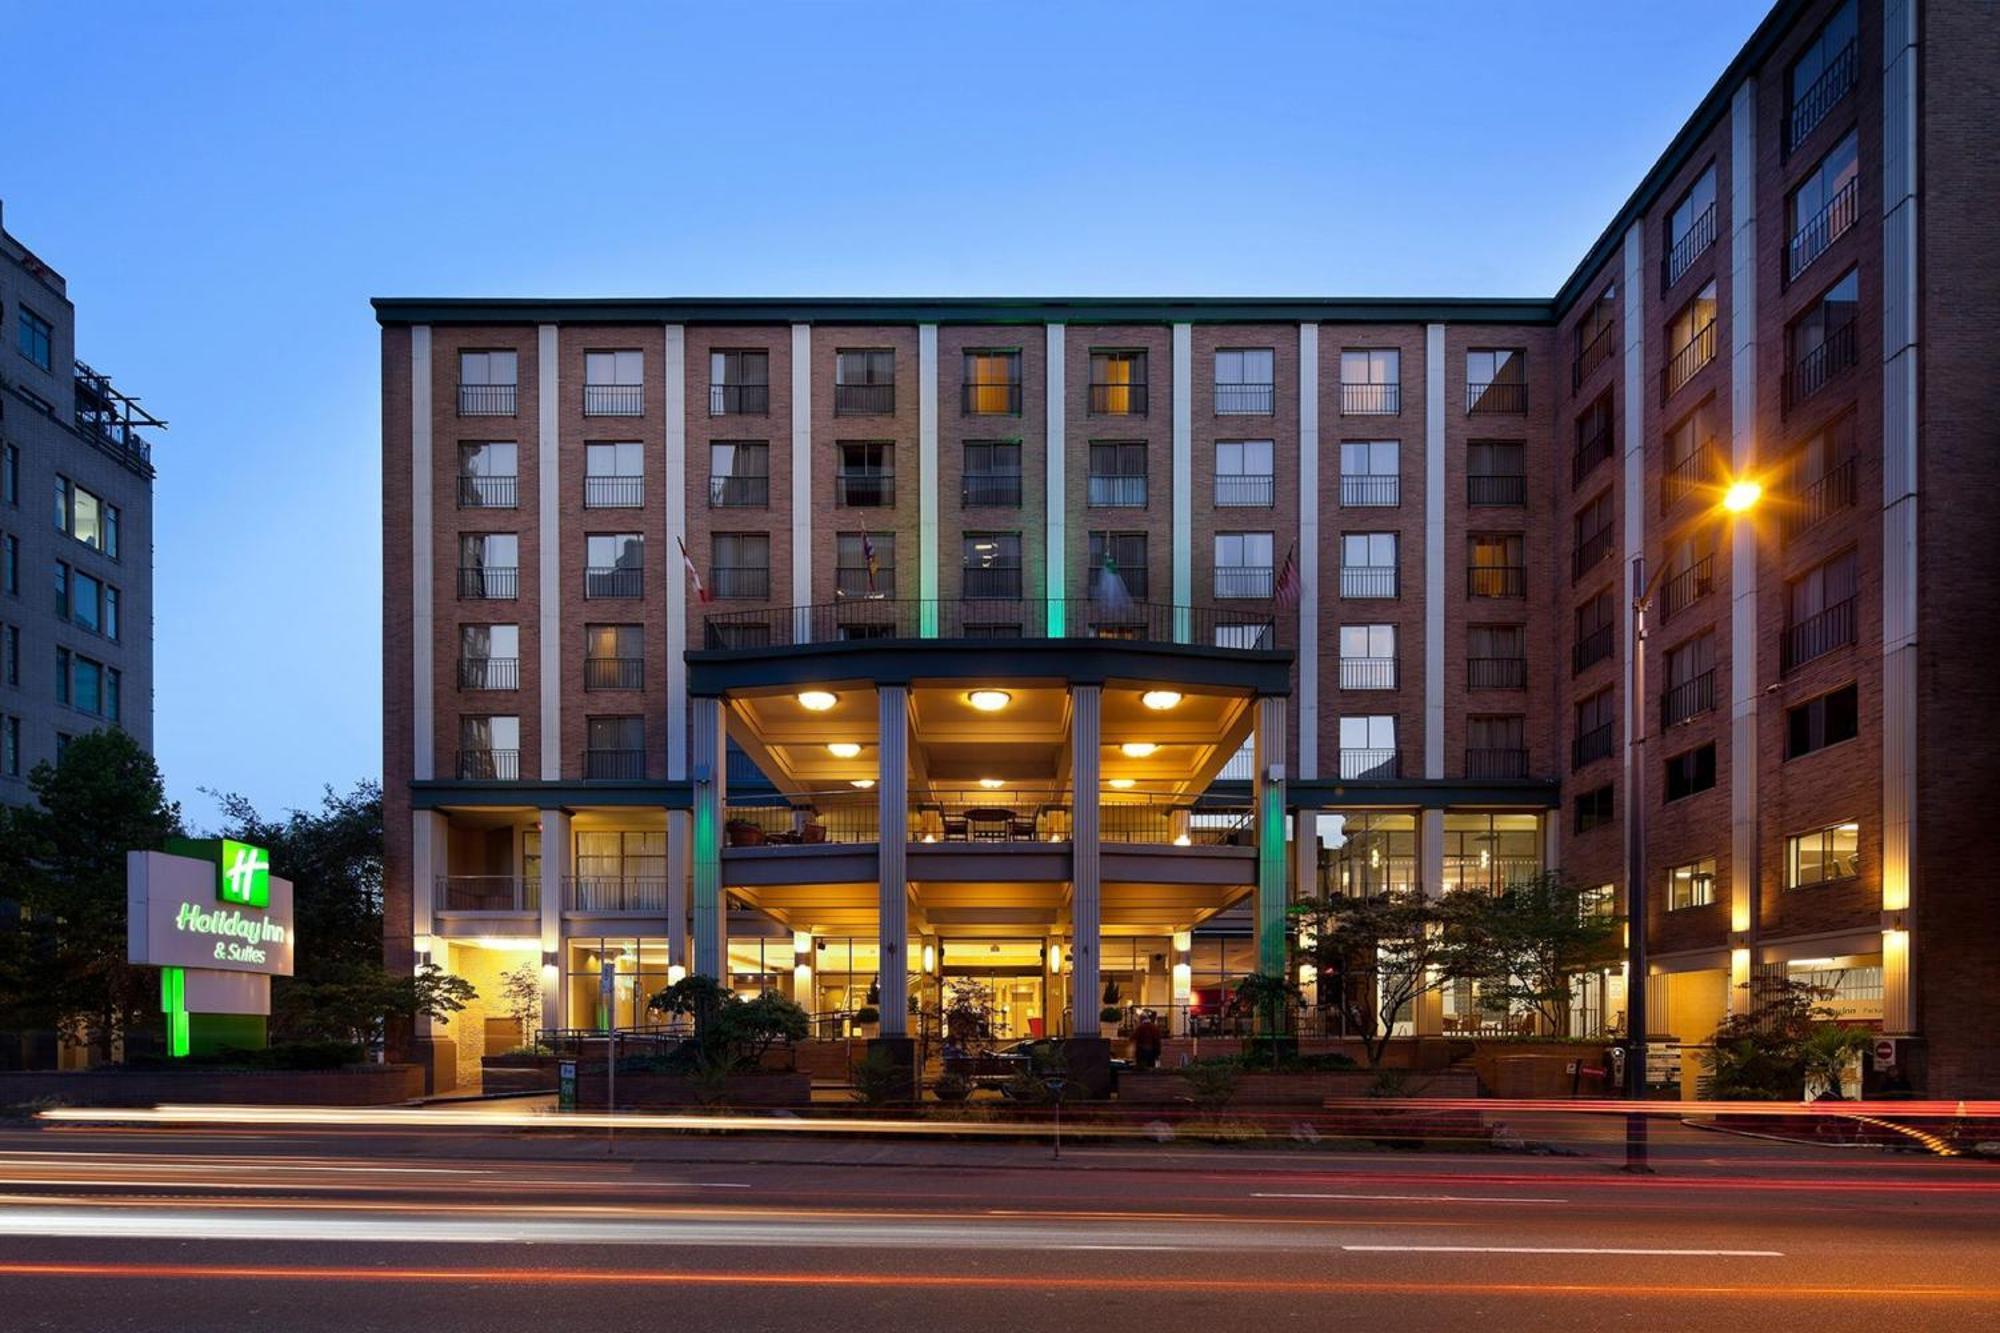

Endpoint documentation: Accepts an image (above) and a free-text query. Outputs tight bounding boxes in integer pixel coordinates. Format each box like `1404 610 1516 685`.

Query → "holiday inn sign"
129 839 296 978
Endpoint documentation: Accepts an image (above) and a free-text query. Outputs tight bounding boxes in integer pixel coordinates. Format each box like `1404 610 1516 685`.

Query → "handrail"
698 600 1279 650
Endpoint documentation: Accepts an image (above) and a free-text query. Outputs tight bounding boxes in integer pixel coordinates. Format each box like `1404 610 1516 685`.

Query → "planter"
0 1064 426 1109
573 1070 811 1109
1120 1065 1479 1109
1465 1040 1617 1097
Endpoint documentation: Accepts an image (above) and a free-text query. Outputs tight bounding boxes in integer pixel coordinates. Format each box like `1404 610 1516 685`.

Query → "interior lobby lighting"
1048 943 1063 974
666 964 687 986
1722 479 1763 513
1120 742 1158 758
797 690 838 711
967 689 1012 712
1172 834 1192 847
1107 778 1136 790
827 742 862 758
850 778 876 789
978 778 1005 789
1140 690 1184 711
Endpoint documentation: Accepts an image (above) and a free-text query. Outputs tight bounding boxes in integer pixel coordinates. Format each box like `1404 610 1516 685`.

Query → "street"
0 1113 1993 1330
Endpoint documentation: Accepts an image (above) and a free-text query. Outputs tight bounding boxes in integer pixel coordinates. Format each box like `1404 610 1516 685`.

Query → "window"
17 308 52 371
1789 129 1860 281
457 533 519 599
584 441 645 508
1215 440 1274 507
1667 856 1717 910
1088 532 1148 602
1573 687 1615 768
1573 285 1618 386
103 586 120 643
1088 351 1147 416
1468 623 1526 690
1572 489 1615 581
1573 587 1616 674
1087 442 1147 508
1339 349 1400 415
1784 410 1858 538
584 533 644 598
1214 532 1275 599
1662 398 1720 511
55 561 67 620
2 442 16 506
458 442 518 508
710 350 770 415
583 350 644 416
1788 0 1858 149
1467 715 1527 777
1338 624 1396 690
575 830 665 887
1786 821 1861 888
1213 348 1274 414
459 624 520 690
1338 716 1398 779
962 441 1022 508
583 715 646 779
836 442 894 506
1783 549 1858 672
71 570 102 635
1574 388 1616 484
458 350 518 416
835 532 896 598
963 350 1021 415
55 646 69 705
1787 683 1859 759
1574 785 1615 835
1339 440 1399 506
1466 441 1525 506
1786 268 1860 408
709 441 769 508
1663 281 1718 398
583 625 643 691
1339 532 1397 598
2 715 17 779
54 477 116 555
834 349 896 415
1665 164 1718 288
58 651 115 720
1662 632 1717 727
1664 743 1717 801
962 532 1021 599
711 533 769 600
458 715 521 780
2 623 17 686
1466 348 1526 413
2 534 16 595
1468 533 1525 598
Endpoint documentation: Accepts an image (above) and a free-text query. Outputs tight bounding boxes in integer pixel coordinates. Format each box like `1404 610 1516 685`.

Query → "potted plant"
1099 1005 1124 1027
853 1005 881 1038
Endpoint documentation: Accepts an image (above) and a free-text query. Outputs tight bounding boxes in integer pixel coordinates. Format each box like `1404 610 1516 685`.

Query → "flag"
1274 541 1301 609
1092 551 1134 614
677 535 713 605
862 532 879 593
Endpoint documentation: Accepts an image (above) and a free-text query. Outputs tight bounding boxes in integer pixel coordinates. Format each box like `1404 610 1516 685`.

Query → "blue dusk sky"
4 0 1766 827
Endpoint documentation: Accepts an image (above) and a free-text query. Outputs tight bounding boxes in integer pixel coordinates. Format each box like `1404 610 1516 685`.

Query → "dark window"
1788 129 1860 282
1572 489 1616 581
1466 348 1527 413
1783 548 1859 672
17 308 53 371
1786 683 1859 759
835 531 896 598
1785 268 1861 409
1087 442 1148 508
710 350 770 415
836 442 894 506
1664 743 1717 802
1663 166 1718 289
1573 286 1618 388
1467 441 1526 506
1573 688 1615 769
709 441 770 507
962 532 1022 599
584 716 646 779
1468 623 1526 689
1787 0 1859 149
1088 532 1148 602
1574 785 1615 835
1573 587 1616 674
962 441 1022 507
711 533 770 599
1574 388 1616 485
835 349 896 415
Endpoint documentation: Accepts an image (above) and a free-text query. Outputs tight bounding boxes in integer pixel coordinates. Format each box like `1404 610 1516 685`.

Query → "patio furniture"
965 808 1015 840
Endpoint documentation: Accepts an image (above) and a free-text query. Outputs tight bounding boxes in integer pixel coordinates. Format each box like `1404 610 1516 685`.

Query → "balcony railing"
1572 723 1615 770
698 600 1277 651
710 383 768 415
1467 474 1526 507
1572 321 1617 389
712 565 771 600
1465 747 1530 779
1215 474 1275 507
1339 657 1397 690
1444 854 1545 895
1468 565 1526 598
1087 475 1148 508
1784 456 1857 539
584 656 643 690
1663 203 1717 289
584 475 644 508
458 383 517 416
835 382 896 415
456 748 520 781
835 473 895 507
1788 38 1857 150
564 876 667 913
1467 380 1527 414
710 474 768 508
458 475 517 508
1340 382 1400 415
1572 527 1615 582
1338 749 1400 780
1662 667 1718 728
1782 595 1858 674
583 383 644 416
1662 442 1719 511
1662 319 1717 400
1784 318 1858 410
1089 382 1149 416
960 566 1023 600
458 566 518 600
1573 424 1615 487
1660 554 1715 621
961 472 1023 508
1340 475 1399 507
435 875 538 914
962 382 1021 415
1214 382 1275 414
458 656 519 690
1572 623 1615 675
1789 176 1859 283
1468 656 1526 690
1339 566 1397 599
583 748 647 780
584 566 643 599
1214 566 1274 599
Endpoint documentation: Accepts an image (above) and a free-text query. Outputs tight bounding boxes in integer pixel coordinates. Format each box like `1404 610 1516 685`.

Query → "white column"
1045 324 1067 634
1415 807 1445 1036
410 326 434 781
1297 322 1321 779
1727 80 1761 969
791 322 813 642
1253 696 1289 977
1423 324 1445 780
664 324 689 779
666 808 691 972
691 697 727 979
877 685 911 1036
538 323 562 779
1070 685 1102 1035
538 808 568 1030
1619 223 1647 899
918 323 940 635
1171 322 1193 642
412 809 442 955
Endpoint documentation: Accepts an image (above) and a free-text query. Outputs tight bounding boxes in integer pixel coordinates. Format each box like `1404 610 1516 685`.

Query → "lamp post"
1623 479 1760 1172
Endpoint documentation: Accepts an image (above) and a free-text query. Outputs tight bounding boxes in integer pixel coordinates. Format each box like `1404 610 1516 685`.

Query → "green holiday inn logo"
168 838 272 910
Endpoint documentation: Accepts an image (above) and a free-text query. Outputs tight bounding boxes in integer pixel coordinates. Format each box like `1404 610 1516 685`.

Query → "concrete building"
376 0 1999 1095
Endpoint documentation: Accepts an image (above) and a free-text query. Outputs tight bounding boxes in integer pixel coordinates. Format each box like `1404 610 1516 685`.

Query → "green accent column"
162 967 189 1058
691 696 727 979
1252 696 1289 977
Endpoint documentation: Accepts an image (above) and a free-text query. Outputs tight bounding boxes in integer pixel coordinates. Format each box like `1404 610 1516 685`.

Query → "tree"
499 963 544 1049
1229 971 1302 1066
1705 975 1871 1100
1289 889 1474 1068
272 961 474 1048
0 730 183 1063
647 976 807 1073
1443 871 1621 1036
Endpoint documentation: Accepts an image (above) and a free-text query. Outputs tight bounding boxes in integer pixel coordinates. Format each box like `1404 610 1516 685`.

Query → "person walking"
1133 1011 1162 1071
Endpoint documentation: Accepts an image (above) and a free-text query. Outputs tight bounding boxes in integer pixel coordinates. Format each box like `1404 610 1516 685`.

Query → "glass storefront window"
1442 812 1542 894
564 937 674 1031
1317 811 1417 897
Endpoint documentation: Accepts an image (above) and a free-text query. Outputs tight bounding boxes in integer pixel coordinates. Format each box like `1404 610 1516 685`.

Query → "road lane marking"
1253 1192 1567 1204
1342 1245 1782 1256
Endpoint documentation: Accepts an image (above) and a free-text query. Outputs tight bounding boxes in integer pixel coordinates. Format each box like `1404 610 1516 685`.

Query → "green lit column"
161 967 189 1058
691 695 727 980
1252 696 1288 977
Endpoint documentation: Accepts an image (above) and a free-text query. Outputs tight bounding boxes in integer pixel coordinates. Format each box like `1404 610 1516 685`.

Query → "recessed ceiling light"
797 690 838 711
827 742 861 759
978 778 1005 789
850 778 876 789
1141 690 1183 711
1107 778 1136 790
1120 742 1158 758
967 689 1012 712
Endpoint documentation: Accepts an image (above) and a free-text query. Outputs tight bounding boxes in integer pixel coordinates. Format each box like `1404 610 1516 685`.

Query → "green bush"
1181 1059 1241 1112
851 1048 909 1106
932 1070 972 1103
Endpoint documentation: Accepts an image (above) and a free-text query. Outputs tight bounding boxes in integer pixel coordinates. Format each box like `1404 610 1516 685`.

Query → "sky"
4 0 1768 829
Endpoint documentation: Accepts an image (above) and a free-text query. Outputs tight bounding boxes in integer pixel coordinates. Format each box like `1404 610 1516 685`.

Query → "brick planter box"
1121 1065 1479 1108
0 1064 426 1108
573 1070 811 1110
480 1055 561 1094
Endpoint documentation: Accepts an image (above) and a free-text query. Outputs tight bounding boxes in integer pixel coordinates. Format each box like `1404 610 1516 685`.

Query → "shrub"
854 1006 881 1025
932 1070 972 1103
851 1047 909 1106
1181 1059 1241 1113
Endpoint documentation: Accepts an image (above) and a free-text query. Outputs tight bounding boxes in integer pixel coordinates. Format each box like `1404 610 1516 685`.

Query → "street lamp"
1624 479 1762 1171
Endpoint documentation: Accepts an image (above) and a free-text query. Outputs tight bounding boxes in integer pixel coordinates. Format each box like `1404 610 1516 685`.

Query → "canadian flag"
678 535 713 605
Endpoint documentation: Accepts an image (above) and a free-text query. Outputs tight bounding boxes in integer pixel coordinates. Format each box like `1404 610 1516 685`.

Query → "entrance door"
939 940 1049 1041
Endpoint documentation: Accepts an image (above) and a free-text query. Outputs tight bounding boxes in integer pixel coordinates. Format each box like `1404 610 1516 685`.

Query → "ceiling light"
797 690 838 712
1172 834 1192 847
827 742 861 759
1120 742 1158 758
1141 690 1183 711
1107 778 1136 790
978 778 1005 789
850 778 876 789
967 689 1012 712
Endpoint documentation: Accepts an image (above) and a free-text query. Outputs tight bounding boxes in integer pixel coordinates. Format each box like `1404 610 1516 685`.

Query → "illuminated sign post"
129 840 295 1057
